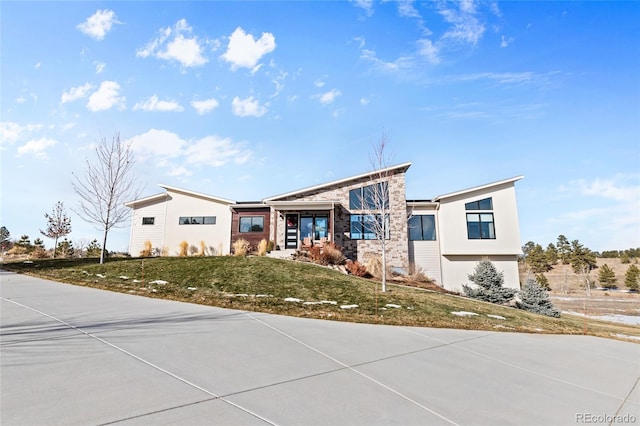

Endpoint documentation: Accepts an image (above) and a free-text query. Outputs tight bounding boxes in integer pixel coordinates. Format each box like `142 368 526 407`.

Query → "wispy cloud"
87 81 125 111
77 9 119 40
61 83 93 104
314 89 342 105
360 49 414 72
137 19 208 69
352 0 374 17
0 122 43 147
500 35 514 48
221 27 276 72
133 95 184 112
231 96 267 117
438 0 485 45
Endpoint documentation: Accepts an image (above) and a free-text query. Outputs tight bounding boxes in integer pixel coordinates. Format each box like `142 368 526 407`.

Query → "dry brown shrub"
365 254 383 278
345 260 368 277
140 240 153 257
322 242 346 265
179 241 189 257
232 239 250 256
257 239 268 256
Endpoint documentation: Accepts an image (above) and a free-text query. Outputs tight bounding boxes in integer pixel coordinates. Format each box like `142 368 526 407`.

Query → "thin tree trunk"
53 237 59 258
100 228 108 264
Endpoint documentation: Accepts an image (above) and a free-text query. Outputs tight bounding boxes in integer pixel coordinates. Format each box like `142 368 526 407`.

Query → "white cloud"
398 0 420 18
231 96 267 117
17 138 57 159
137 19 208 68
87 81 125 111
314 79 326 88
35 62 41 69
316 89 342 105
500 35 514 48
360 49 414 72
133 95 184 112
417 39 440 64
360 97 370 106
352 0 374 17
567 176 640 203
77 9 119 40
94 61 106 73
191 98 220 115
0 122 42 147
61 83 93 104
222 27 276 71
438 1 485 45
129 129 252 171
16 96 26 104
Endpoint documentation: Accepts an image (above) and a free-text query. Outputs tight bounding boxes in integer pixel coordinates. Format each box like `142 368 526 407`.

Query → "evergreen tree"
40 201 72 258
0 226 10 251
570 239 597 274
15 235 33 254
56 238 75 258
557 235 571 264
535 273 550 290
545 243 558 265
86 239 101 258
462 259 517 304
516 277 561 318
597 264 617 289
525 243 552 273
624 265 639 292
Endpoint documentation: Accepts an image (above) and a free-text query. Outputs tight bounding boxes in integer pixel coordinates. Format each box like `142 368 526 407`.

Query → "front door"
285 214 298 249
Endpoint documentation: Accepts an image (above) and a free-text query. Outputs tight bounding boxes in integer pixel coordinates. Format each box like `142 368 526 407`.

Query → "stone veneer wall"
272 171 409 268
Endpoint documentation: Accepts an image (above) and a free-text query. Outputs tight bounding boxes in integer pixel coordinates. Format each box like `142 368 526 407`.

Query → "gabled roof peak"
433 176 524 201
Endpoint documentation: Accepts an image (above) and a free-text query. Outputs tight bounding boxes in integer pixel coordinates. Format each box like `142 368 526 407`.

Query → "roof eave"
433 175 524 202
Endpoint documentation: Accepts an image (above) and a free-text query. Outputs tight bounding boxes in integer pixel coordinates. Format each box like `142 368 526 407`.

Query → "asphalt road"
1 270 638 425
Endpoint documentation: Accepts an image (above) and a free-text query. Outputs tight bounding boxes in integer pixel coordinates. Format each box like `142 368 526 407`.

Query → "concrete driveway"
1 270 638 425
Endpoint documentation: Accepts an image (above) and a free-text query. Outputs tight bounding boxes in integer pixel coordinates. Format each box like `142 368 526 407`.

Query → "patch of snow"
340 304 359 309
451 311 479 317
119 276 129 280
234 293 249 297
613 334 640 341
151 289 157 293
380 308 387 310
187 287 197 290
487 314 506 320
385 304 402 308
563 311 640 326
255 294 271 298
132 279 141 283
320 300 337 305
406 306 415 310
284 297 302 302
82 270 90 275
23 260 33 264
95 274 106 278
127 290 135 293
149 280 167 285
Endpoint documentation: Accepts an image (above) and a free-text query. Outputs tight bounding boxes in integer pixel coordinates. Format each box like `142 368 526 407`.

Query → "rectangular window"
179 216 216 225
300 215 329 241
142 217 155 225
408 215 436 241
350 214 389 240
466 213 495 239
465 197 493 210
349 182 389 210
239 216 264 233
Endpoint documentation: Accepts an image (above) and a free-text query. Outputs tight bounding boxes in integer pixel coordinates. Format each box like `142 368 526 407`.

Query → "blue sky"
1 1 638 254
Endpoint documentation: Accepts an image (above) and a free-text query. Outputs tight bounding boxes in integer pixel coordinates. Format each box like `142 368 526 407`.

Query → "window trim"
408 215 436 241
239 216 265 233
179 216 217 225
466 212 496 240
350 214 390 240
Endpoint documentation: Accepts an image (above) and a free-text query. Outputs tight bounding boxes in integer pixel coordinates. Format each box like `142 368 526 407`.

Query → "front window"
350 214 389 240
179 216 216 225
466 213 495 239
300 215 328 241
239 216 264 233
349 182 389 210
408 215 436 241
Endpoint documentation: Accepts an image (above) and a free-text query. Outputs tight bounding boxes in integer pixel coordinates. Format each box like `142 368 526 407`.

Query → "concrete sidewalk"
1 270 638 425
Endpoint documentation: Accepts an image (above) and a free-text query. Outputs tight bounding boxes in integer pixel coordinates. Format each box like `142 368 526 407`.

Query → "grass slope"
3 256 639 341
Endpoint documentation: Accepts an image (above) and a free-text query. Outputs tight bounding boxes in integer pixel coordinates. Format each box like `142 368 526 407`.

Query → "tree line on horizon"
521 235 639 293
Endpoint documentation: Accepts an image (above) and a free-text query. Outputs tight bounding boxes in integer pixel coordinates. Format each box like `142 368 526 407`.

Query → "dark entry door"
285 214 298 249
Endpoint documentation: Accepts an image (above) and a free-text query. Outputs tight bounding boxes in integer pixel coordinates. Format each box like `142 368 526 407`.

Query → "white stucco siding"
163 191 232 256
128 200 167 256
441 255 521 292
438 183 521 256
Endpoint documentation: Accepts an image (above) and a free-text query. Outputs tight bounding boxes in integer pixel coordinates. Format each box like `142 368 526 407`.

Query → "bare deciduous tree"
359 132 394 292
72 134 143 264
40 201 72 258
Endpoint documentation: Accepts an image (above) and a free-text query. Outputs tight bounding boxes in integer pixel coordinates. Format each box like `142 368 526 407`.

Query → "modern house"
125 163 523 291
